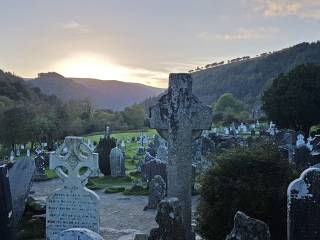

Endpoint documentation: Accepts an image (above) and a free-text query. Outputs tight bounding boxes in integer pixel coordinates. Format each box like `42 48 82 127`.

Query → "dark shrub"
195 140 295 240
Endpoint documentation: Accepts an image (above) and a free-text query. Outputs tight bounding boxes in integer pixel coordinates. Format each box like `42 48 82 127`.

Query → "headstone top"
288 165 320 239
296 134 306 148
52 228 104 240
49 136 98 181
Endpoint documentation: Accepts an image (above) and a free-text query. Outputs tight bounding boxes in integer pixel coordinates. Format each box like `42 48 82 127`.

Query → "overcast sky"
1 0 320 87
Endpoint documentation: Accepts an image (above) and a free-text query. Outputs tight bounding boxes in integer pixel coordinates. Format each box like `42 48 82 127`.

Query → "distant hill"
0 70 53 106
28 72 164 110
192 42 320 106
141 41 320 111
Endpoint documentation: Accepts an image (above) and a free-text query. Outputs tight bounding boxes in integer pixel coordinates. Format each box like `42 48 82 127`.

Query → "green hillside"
191 42 320 106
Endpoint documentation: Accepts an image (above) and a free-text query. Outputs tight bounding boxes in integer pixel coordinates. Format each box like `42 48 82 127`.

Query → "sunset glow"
54 54 130 81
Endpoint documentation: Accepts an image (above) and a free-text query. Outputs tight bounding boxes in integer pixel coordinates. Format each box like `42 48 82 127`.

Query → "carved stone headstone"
149 73 212 240
296 134 306 148
109 146 126 177
144 175 166 210
47 137 100 240
156 141 168 163
148 198 185 240
288 165 320 240
226 211 270 240
52 228 104 240
34 154 46 180
293 146 312 171
144 152 155 163
141 159 167 184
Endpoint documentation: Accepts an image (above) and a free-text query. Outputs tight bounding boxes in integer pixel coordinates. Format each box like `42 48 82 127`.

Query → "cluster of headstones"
212 121 279 137
138 135 168 210
8 144 32 162
279 131 320 171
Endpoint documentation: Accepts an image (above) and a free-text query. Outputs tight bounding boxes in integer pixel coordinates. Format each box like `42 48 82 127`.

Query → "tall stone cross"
149 73 212 239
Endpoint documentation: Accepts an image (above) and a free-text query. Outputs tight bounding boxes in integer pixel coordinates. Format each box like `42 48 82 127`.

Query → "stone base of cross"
150 73 212 240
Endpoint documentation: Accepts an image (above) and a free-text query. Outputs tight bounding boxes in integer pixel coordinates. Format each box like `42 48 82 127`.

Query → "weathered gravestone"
155 141 168 163
109 145 126 177
296 133 306 148
144 152 155 163
148 198 185 240
0 164 14 240
293 146 312 171
144 175 166 210
288 165 320 240
141 159 167 184
149 73 212 240
9 156 35 227
47 136 100 240
52 228 104 240
34 154 46 180
0 156 35 239
225 211 270 240
146 142 156 157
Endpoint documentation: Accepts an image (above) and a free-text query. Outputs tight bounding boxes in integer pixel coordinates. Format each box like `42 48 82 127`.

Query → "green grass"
84 129 157 144
86 176 133 190
45 169 58 179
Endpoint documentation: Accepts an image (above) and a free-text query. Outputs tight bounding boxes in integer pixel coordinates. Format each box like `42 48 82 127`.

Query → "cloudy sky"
1 0 320 88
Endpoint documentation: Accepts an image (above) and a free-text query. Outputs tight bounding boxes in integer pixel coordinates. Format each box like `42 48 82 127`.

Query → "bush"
195 140 295 240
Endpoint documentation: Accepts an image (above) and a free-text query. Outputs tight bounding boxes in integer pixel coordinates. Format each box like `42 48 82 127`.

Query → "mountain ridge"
27 72 164 110
141 41 320 111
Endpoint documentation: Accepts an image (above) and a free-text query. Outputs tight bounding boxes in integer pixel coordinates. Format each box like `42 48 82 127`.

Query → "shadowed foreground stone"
149 198 186 240
287 165 320 240
52 228 104 240
226 211 270 240
144 175 166 210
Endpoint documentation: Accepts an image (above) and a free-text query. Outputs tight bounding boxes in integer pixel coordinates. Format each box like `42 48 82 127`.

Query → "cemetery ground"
17 128 195 240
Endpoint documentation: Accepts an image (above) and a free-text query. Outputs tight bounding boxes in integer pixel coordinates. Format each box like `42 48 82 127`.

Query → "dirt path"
31 179 199 239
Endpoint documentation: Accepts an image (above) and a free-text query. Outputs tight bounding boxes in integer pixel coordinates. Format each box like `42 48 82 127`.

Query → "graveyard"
1 68 320 240
2 2 320 240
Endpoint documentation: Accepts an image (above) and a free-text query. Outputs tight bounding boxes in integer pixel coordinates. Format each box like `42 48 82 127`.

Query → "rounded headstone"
52 228 104 240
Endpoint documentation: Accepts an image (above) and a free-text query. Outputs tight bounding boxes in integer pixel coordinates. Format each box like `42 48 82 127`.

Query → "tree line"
0 70 146 154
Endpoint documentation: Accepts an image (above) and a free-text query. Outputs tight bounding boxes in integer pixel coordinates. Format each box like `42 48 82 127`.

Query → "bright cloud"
254 0 320 20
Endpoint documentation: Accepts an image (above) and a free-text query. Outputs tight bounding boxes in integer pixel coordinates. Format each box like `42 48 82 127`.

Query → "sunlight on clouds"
53 53 167 88
253 0 320 20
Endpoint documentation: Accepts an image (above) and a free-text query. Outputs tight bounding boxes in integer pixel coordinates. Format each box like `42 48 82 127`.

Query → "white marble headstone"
46 136 100 240
52 228 104 240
